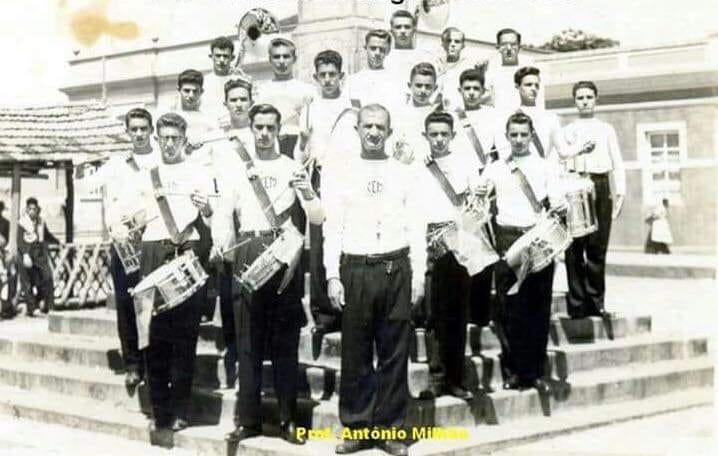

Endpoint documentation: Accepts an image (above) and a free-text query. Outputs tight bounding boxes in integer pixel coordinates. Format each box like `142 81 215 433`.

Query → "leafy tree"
534 29 619 52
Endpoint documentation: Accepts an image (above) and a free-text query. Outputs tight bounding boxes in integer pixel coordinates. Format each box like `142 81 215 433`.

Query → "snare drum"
521 215 572 273
561 173 598 238
132 250 208 314
238 221 304 293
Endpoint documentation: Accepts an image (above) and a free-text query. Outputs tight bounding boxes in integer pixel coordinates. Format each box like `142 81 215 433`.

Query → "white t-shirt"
255 78 317 135
484 54 545 113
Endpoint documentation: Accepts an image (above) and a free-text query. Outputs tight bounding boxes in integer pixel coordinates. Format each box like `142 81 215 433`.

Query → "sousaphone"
233 8 281 70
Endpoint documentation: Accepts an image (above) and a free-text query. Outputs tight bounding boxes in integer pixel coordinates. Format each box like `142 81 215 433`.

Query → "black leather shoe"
280 421 305 445
533 378 551 394
171 417 189 432
125 369 142 388
335 438 373 454
226 425 261 442
148 421 174 448
376 440 408 456
447 385 473 400
421 382 445 399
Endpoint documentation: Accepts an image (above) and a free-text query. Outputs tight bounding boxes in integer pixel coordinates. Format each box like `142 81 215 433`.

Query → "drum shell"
113 239 141 274
525 216 572 273
566 186 598 238
153 252 208 313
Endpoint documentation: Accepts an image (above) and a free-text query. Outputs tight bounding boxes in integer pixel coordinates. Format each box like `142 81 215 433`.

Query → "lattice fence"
48 243 114 308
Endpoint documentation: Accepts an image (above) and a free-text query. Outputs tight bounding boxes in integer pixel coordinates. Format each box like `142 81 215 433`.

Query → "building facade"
48 1 717 253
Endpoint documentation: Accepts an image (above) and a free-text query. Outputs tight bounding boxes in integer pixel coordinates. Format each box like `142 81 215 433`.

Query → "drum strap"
425 158 465 207
149 167 195 245
455 108 487 166
531 133 546 158
125 154 140 172
233 139 283 229
506 157 543 214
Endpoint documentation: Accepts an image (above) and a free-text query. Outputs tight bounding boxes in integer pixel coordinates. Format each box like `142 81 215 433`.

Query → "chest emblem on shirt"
366 180 384 196
262 176 278 190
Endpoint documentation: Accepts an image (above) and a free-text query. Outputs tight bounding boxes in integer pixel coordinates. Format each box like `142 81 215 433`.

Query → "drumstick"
221 237 253 256
162 192 222 198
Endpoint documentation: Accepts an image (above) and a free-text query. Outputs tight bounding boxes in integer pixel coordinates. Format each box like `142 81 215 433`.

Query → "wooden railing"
48 243 113 308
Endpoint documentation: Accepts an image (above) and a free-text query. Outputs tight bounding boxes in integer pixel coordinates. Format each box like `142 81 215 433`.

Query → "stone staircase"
0 295 712 456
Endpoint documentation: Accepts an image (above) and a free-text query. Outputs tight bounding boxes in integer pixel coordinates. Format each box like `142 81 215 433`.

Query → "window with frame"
637 121 687 205
647 130 681 196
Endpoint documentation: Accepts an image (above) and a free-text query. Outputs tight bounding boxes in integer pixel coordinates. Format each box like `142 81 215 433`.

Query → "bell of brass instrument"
234 8 281 71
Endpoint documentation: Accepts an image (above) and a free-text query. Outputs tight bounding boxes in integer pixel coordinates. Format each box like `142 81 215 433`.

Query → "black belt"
342 247 409 265
427 221 454 232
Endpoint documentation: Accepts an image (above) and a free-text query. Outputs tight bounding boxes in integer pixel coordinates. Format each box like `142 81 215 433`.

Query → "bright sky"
1 0 715 105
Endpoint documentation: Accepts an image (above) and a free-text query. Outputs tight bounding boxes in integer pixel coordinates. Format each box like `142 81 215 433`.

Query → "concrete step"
311 355 714 432
606 252 716 279
4 324 706 405
298 314 653 367
0 377 712 455
47 309 225 352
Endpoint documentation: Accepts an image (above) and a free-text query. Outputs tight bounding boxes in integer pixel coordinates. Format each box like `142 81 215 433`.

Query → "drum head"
134 262 172 294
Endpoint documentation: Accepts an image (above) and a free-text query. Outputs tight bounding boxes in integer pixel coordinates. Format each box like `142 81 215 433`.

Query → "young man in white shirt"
562 81 625 319
393 62 442 163
129 113 214 442
218 104 323 448
255 37 316 159
297 50 353 340
416 111 481 401
455 68 503 327
76 107 159 389
202 36 237 119
324 104 425 456
384 9 439 87
163 69 216 144
479 112 566 393
483 28 544 113
345 29 396 107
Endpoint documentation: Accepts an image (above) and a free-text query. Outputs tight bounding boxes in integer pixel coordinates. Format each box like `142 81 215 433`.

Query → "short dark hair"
124 108 153 129
513 66 540 85
156 113 188 135
365 29 392 48
572 80 598 98
496 28 521 45
249 104 282 127
441 27 465 45
26 197 39 207
357 104 392 129
390 9 416 26
269 37 297 60
210 36 235 54
177 69 204 89
410 62 437 83
424 111 454 132
505 111 534 133
224 78 253 101
314 50 343 72
459 68 485 88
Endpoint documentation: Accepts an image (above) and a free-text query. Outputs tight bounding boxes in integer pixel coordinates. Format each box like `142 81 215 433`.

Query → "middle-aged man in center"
323 104 426 456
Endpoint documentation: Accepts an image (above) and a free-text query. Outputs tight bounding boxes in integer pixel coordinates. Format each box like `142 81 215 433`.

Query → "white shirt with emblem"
322 153 426 286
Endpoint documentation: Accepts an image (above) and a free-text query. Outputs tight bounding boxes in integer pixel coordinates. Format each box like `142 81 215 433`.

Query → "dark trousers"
109 248 142 371
494 225 554 383
309 167 341 330
339 249 411 430
565 173 612 317
142 241 204 428
18 248 54 313
427 251 470 388
233 234 305 427
470 264 494 327
218 261 237 382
